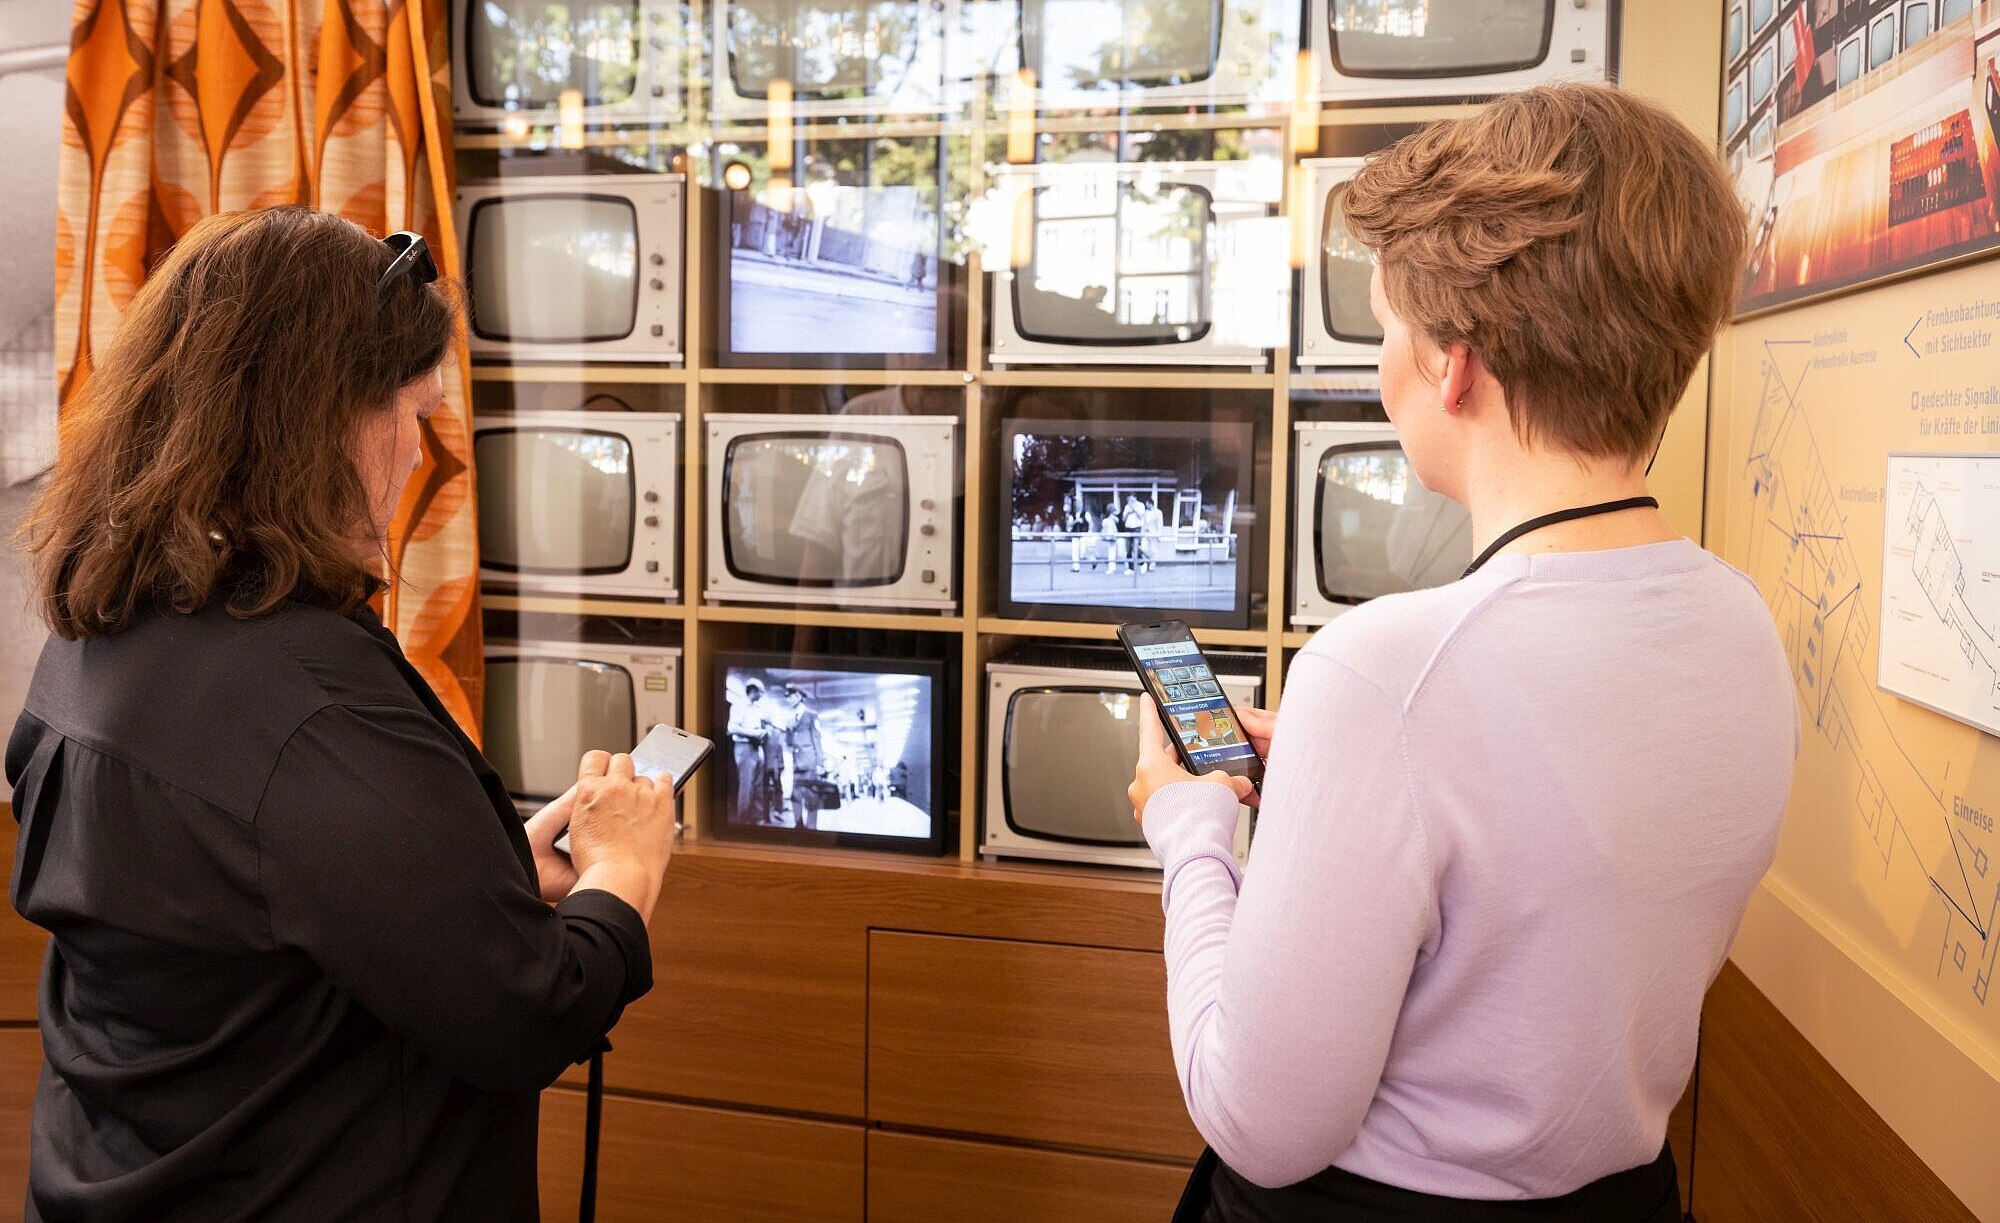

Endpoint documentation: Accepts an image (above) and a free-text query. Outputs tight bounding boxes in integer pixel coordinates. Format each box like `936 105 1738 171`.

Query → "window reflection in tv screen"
1020 0 1224 90
485 658 637 802
465 0 643 108
727 0 924 99
1315 443 1471 602
722 435 911 585
468 196 641 342
1330 0 1551 77
727 184 941 355
475 428 635 574
1014 178 1213 346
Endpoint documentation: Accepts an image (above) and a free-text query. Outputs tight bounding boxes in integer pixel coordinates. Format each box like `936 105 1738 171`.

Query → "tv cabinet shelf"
700 368 975 387
470 364 690 385
980 368 1276 390
483 593 687 621
977 617 1269 649
695 604 966 634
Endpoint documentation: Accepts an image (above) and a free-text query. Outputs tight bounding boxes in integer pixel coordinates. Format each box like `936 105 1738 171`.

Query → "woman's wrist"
572 858 663 925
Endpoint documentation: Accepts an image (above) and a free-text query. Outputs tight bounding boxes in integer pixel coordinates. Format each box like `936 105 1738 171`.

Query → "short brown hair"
1341 84 1746 461
21 207 456 638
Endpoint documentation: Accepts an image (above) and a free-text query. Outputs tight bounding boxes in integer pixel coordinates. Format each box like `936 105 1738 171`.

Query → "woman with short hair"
1130 84 1798 1222
9 207 675 1221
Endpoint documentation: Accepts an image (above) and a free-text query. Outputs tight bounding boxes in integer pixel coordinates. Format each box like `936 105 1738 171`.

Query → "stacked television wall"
456 0 1623 865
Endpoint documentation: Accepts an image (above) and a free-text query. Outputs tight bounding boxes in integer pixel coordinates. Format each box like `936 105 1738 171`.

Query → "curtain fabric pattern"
54 0 483 736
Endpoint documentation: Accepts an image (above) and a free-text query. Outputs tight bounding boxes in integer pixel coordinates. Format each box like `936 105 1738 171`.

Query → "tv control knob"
645 561 660 573
644 490 659 502
650 277 665 290
651 252 665 266
919 523 936 537
644 515 660 528
920 498 936 510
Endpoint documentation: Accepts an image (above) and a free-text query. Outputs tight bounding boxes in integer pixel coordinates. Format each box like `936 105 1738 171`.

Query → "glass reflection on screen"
1020 0 1224 91
1316 445 1471 602
724 437 910 584
1330 0 1551 77
476 429 635 573
1320 181 1380 344
486 658 637 800
727 0 923 99
1015 175 1212 344
469 196 640 342
1005 688 1148 844
466 1 643 108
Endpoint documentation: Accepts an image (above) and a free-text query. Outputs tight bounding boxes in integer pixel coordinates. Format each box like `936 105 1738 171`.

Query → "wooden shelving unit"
450 11 1599 861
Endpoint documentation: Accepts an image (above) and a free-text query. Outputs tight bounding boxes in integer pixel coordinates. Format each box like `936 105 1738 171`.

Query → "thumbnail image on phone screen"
1116 620 1265 791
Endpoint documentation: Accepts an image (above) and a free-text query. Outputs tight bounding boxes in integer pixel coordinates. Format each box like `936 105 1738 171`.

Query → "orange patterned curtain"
54 0 484 737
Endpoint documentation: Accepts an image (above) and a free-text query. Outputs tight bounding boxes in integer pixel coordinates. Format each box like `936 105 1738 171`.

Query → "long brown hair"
21 207 455 638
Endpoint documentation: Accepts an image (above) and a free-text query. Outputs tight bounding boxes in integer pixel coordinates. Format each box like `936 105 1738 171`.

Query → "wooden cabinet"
538 1087 864 1223
0 1028 38 1215
868 931 1201 1159
0 835 46 1022
868 1130 1191 1223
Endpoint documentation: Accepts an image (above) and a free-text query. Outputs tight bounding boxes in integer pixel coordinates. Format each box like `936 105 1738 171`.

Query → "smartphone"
554 723 713 854
1117 619 1266 793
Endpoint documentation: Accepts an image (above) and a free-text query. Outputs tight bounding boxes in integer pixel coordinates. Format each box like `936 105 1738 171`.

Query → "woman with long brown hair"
7 207 674 1221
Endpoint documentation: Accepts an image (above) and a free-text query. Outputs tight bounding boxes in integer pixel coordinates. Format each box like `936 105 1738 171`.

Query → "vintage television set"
712 650 949 854
987 160 1281 368
969 0 1292 111
483 632 682 814
1291 420 1472 626
451 0 688 127
716 143 950 368
474 408 680 600
709 0 950 120
1297 156 1381 369
998 416 1255 628
983 646 1259 869
704 413 959 610
456 173 685 364
1308 0 1618 105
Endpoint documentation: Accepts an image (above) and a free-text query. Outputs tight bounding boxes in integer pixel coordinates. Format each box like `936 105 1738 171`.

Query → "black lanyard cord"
1461 496 1660 578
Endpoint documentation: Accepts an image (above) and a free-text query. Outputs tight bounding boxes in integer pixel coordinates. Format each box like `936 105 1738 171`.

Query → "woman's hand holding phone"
559 749 677 924
1128 694 1261 827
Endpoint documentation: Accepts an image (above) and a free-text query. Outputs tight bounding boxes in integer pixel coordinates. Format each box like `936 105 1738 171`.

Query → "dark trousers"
1174 1145 1679 1223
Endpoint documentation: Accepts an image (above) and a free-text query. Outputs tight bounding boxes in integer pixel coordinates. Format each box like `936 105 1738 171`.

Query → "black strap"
580 1050 605 1222
1461 497 1659 578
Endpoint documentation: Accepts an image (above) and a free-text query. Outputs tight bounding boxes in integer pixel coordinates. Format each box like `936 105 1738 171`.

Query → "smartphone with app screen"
1116 619 1266 793
554 723 711 854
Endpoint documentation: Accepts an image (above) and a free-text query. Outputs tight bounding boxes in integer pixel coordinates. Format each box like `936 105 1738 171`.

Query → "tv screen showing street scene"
720 433 911 586
1002 418 1252 626
725 177 942 359
716 655 943 850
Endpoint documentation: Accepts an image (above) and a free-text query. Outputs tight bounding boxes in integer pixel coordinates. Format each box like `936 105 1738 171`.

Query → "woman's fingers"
577 750 611 781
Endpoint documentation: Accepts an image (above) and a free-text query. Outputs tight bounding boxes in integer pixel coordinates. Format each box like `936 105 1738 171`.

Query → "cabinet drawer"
867 931 1201 1159
869 1129 1191 1223
539 1089 864 1223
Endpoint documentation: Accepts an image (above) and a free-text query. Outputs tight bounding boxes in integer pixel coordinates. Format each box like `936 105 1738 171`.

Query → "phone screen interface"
1129 639 1255 771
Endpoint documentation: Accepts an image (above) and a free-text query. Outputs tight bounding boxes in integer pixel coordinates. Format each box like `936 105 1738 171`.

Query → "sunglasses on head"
376 231 439 303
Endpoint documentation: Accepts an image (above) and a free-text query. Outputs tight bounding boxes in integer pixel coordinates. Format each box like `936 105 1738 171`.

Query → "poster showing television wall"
714 138 952 369
1722 0 2000 315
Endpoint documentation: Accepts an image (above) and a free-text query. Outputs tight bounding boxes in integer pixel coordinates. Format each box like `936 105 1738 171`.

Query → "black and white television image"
721 433 909 586
722 168 946 364
1000 417 1254 627
713 653 947 853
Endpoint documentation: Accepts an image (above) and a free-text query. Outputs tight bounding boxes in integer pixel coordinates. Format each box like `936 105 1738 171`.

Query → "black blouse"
5 601 652 1222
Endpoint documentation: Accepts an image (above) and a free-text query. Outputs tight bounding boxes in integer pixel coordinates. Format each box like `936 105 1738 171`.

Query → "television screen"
1329 0 1553 77
485 657 637 801
1315 440 1471 602
721 434 910 585
1019 0 1224 91
1319 180 1381 344
475 427 635 574
464 0 643 109
716 655 944 850
725 182 942 359
1002 686 1149 846
467 195 640 343
1013 178 1213 346
1001 418 1252 626
725 0 924 99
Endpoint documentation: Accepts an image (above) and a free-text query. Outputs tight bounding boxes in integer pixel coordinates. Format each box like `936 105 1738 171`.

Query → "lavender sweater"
1142 540 1797 1198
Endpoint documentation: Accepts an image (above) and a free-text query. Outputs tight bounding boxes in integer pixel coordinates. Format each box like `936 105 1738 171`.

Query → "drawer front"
868 1129 1192 1223
538 1089 864 1223
867 931 1202 1159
